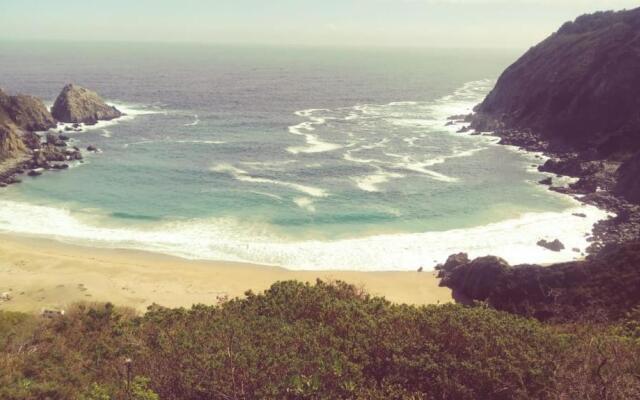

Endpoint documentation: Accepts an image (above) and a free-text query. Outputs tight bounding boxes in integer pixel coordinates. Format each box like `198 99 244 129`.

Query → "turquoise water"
0 43 606 269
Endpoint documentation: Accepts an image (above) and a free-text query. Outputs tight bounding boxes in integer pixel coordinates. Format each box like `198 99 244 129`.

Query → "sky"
0 0 638 49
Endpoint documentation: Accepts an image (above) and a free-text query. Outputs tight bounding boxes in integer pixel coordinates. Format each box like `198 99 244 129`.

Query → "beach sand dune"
0 234 451 313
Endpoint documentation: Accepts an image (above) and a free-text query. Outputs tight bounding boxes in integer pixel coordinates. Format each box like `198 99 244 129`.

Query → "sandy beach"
0 234 451 313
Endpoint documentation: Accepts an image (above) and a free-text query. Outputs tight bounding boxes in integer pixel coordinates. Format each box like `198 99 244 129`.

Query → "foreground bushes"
1 280 639 399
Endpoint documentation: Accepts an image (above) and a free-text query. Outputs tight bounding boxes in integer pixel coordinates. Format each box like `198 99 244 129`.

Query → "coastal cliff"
473 7 640 157
0 84 121 186
442 7 640 322
466 6 640 250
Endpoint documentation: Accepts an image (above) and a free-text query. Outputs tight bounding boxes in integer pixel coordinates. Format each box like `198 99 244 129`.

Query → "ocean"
0 42 607 270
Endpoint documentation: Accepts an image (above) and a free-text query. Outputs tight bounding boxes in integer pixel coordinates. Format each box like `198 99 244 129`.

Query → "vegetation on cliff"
474 7 640 158
437 242 640 322
1 280 639 399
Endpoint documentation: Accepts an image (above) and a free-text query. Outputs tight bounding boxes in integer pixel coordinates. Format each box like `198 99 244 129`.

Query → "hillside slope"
474 7 640 157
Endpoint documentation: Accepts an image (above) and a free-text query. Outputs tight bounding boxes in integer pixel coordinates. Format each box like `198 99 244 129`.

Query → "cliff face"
615 152 640 202
0 121 27 162
51 84 121 124
474 7 640 157
0 90 56 132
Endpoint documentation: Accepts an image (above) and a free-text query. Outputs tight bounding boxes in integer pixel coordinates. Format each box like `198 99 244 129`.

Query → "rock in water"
51 84 122 124
537 239 565 252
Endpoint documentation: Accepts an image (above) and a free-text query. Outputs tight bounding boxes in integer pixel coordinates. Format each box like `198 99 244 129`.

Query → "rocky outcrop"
0 89 56 131
437 242 640 321
0 121 28 161
473 7 640 157
436 254 510 304
537 239 565 252
0 87 87 186
615 152 640 203
51 84 122 124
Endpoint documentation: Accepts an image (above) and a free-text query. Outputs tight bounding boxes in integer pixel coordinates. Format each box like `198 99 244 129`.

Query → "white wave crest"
211 163 328 198
0 199 610 271
184 114 200 127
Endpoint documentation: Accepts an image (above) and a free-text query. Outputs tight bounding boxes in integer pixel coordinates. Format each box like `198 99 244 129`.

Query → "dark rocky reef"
437 242 640 321
473 7 640 157
51 84 122 124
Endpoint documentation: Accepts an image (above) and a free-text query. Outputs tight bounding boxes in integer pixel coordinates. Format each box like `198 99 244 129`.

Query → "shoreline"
449 113 630 255
0 233 451 313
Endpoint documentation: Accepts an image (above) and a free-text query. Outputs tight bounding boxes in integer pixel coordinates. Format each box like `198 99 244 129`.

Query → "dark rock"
27 169 42 177
572 213 587 218
615 152 640 203
51 84 122 124
436 254 510 304
438 241 640 321
86 145 98 152
537 239 565 252
472 8 640 158
538 177 552 185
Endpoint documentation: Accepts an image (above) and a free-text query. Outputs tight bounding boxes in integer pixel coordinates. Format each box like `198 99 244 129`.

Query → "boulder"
437 255 511 303
538 177 552 185
537 239 565 252
51 84 122 124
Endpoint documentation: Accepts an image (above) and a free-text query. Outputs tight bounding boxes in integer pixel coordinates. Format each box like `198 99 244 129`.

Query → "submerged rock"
51 84 122 124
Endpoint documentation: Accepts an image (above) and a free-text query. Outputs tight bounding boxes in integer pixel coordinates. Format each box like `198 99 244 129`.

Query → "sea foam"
0 198 610 271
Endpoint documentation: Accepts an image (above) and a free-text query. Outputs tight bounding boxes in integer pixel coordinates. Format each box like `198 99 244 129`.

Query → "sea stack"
51 84 122 125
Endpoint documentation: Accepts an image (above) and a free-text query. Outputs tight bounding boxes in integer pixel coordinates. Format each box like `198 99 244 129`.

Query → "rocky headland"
440 7 640 320
0 85 121 187
449 7 640 253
